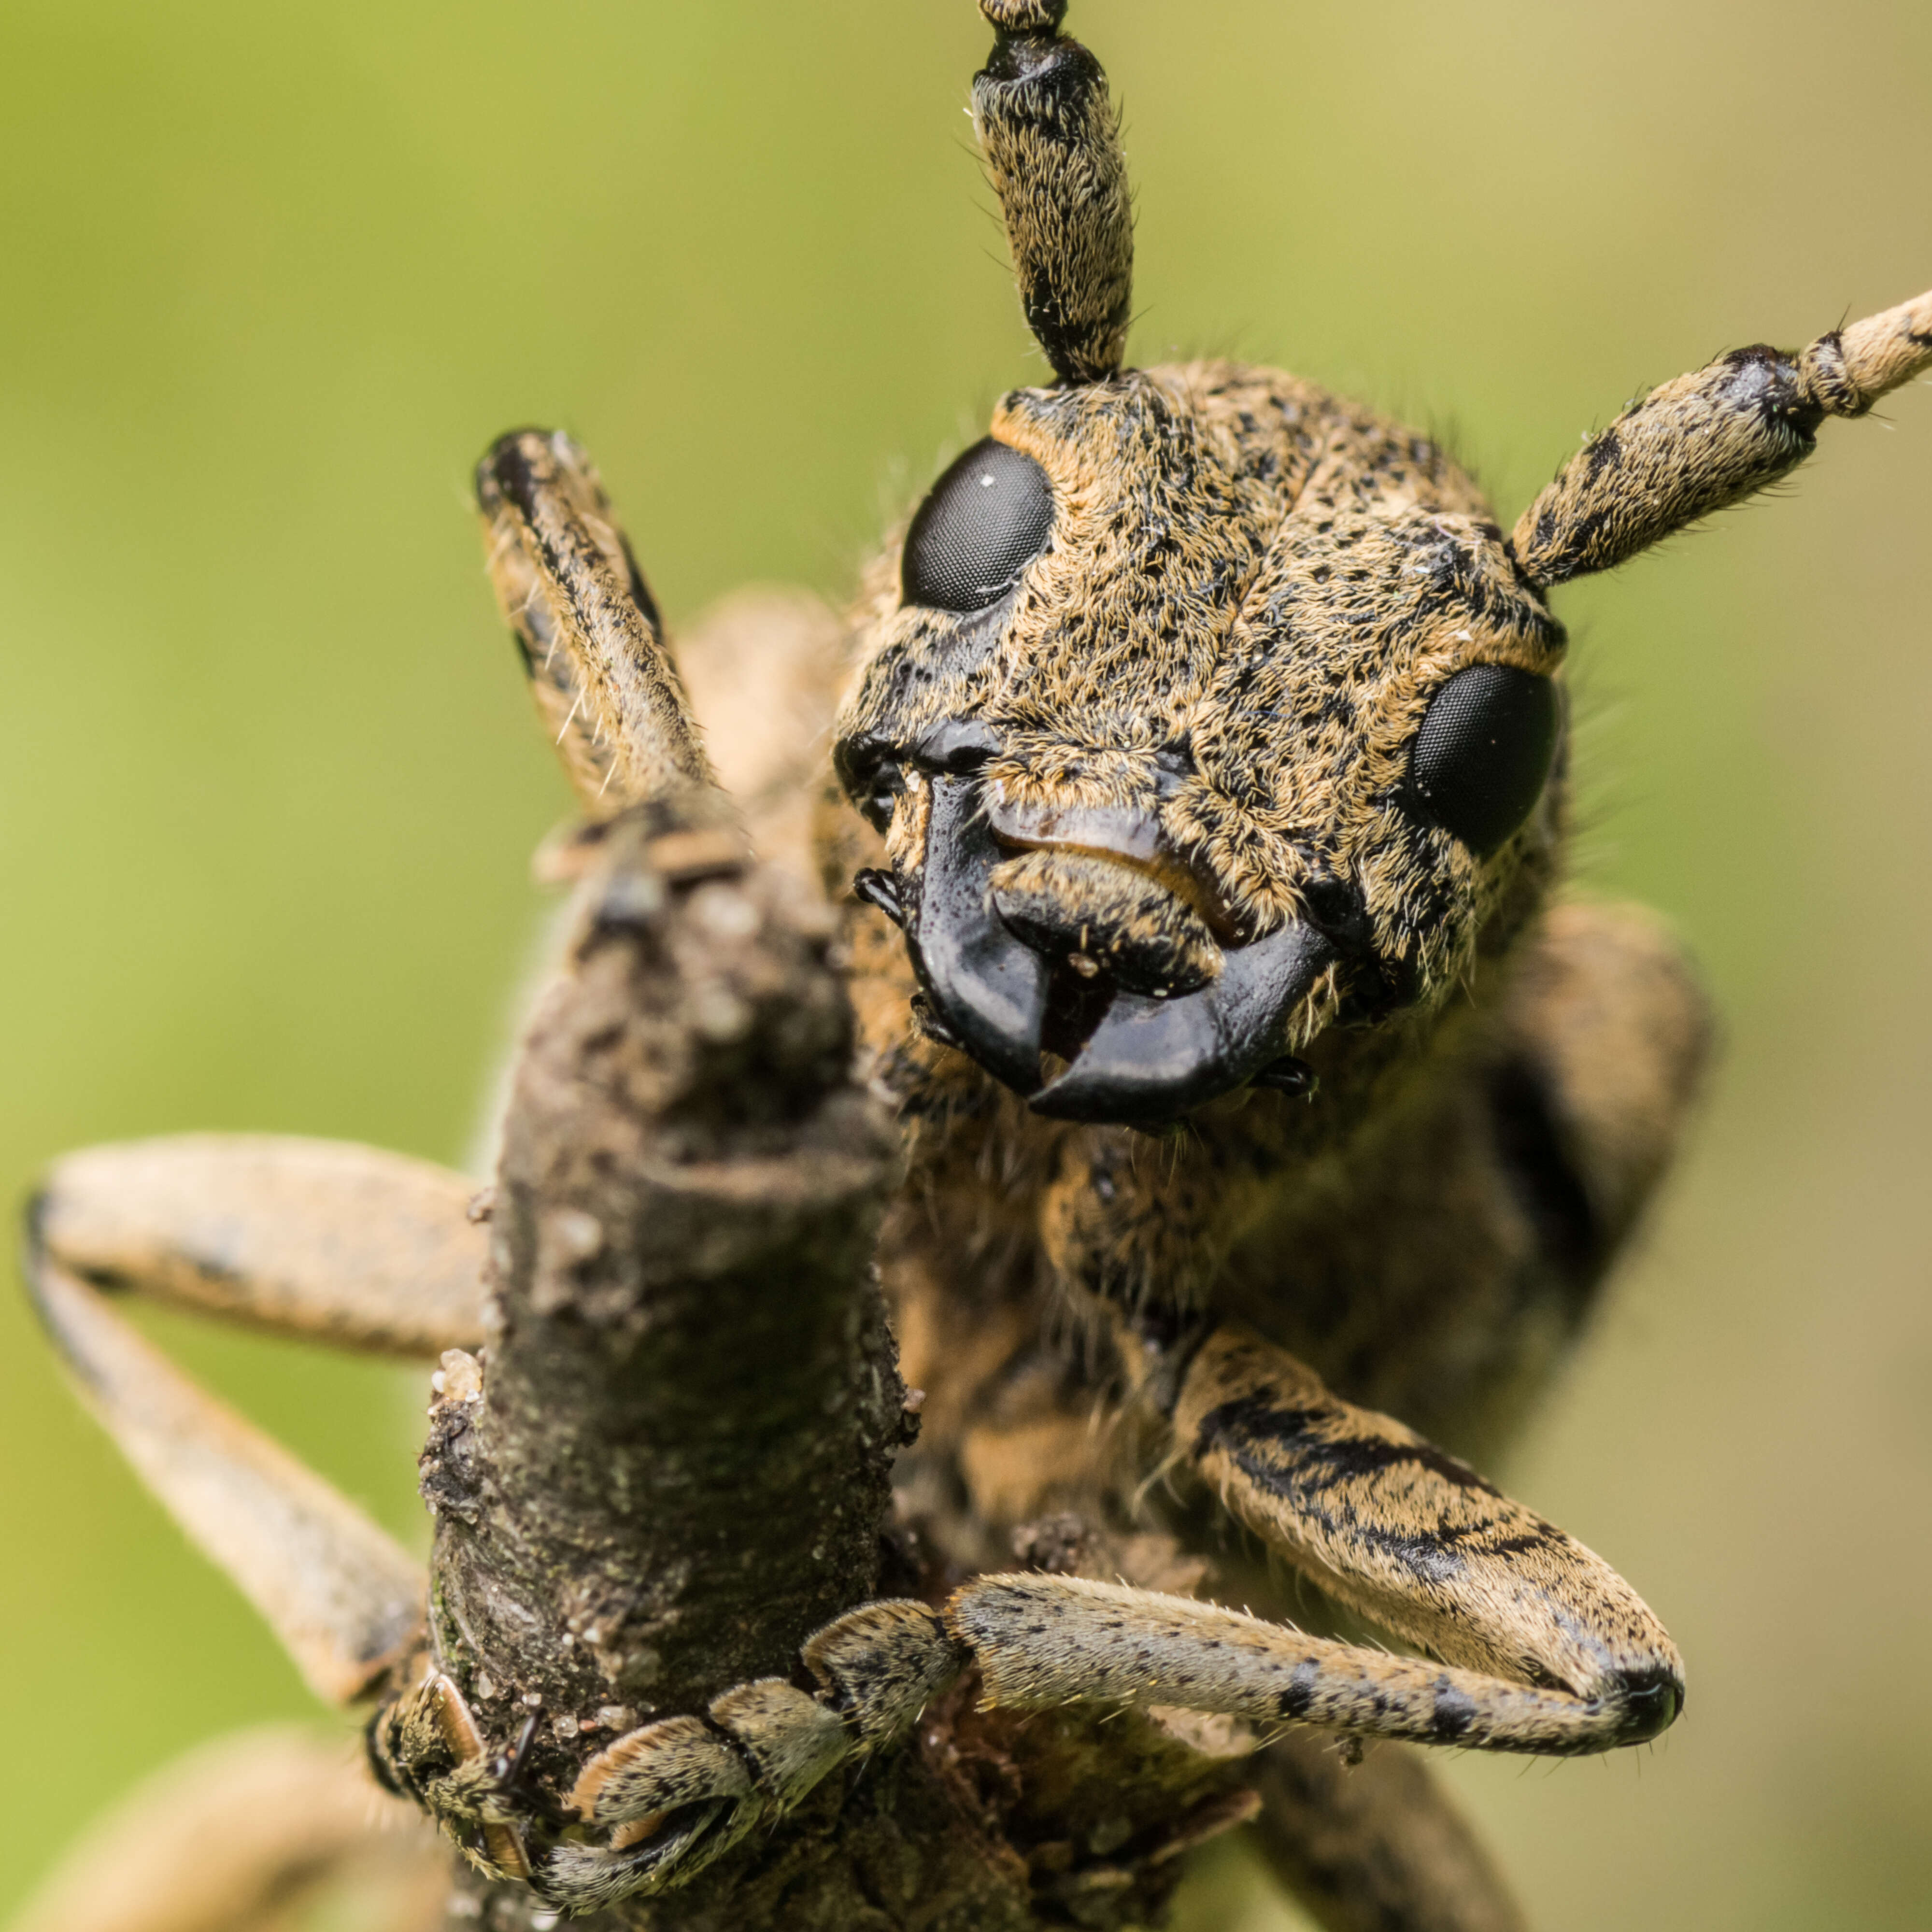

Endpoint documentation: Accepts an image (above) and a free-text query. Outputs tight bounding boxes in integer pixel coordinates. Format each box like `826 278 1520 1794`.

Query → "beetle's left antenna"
478 430 720 816
972 1 1134 384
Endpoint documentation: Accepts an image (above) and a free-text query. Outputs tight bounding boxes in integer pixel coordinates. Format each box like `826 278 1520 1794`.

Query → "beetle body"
17 4 1930 1929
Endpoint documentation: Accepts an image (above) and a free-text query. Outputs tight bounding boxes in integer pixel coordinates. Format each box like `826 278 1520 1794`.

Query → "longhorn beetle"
21 3 1930 1928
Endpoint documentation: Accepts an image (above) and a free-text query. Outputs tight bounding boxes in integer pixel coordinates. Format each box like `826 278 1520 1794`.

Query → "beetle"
18 2 1929 1928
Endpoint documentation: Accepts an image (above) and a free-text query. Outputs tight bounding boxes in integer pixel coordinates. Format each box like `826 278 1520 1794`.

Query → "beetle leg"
947 1570 1673 1756
1511 286 1932 588
506 1306 1679 1906
542 1307 1683 1903
32 1134 486 1358
366 1669 537 1885
22 1245 426 1705
534 1605 956 1909
883 1321 1684 1757
1149 1321 1682 1750
548 1567 1540 1913
1247 1733 1526 1932
476 428 719 816
8 1726 447 1932
927 1318 1682 1755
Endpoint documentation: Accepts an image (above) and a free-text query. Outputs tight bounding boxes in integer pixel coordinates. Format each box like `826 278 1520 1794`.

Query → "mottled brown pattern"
17 2 1927 1930
839 357 1561 1035
1511 288 1932 587
972 8 1132 384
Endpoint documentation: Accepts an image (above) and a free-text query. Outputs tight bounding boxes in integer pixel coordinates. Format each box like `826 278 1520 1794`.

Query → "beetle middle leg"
20 1240 429 1707
20 1136 497 1710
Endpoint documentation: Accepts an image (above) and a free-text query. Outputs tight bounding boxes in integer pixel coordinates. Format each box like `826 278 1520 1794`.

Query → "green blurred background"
2 1 1927 1925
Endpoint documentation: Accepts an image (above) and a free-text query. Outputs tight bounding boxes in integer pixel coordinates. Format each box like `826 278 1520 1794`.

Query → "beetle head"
835 368 1565 1127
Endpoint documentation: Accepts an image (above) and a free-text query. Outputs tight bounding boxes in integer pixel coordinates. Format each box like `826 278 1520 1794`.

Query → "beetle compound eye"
901 437 1054 613
1407 665 1560 857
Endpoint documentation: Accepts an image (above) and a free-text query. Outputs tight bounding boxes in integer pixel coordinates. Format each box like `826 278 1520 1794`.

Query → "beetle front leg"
552 1313 1682 1903
932 1320 1679 1756
32 1133 487 1357
539 1605 954 1909
949 1572 1669 1756
918 1319 1679 1756
1164 1321 1683 1747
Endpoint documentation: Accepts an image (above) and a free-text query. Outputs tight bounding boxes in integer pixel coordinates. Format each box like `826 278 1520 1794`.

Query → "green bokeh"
2 2 1927 1925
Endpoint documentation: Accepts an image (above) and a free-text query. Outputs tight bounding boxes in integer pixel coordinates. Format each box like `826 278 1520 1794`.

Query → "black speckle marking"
1276 1657 1321 1719
1430 1679 1477 1741
1583 426 1622 482
1195 1392 1501 1497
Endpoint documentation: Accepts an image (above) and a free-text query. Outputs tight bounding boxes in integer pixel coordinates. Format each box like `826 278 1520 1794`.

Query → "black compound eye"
901 437 1054 613
1407 665 1560 857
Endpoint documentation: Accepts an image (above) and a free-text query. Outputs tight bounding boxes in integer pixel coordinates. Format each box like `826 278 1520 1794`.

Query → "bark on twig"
426 804 904 1731
419 804 1245 1930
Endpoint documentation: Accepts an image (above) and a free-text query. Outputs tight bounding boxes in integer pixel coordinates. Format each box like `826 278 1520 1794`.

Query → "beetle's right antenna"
972 1 1134 384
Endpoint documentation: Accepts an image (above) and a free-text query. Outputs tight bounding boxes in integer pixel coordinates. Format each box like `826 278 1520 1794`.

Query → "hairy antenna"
1512 288 1932 589
972 0 1134 384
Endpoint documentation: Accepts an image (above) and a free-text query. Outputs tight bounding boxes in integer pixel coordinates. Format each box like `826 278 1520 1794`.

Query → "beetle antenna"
1511 287 1932 589
971 1 1133 384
